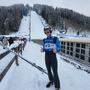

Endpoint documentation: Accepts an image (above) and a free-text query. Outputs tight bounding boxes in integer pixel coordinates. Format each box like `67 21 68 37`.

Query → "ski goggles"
44 31 51 34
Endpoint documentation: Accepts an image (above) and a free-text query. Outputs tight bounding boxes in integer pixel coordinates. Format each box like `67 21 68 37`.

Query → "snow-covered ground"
0 41 90 90
0 0 90 16
0 52 15 73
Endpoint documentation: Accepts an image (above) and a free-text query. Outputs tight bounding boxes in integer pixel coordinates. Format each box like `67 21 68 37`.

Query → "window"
75 54 79 58
71 42 73 46
76 43 80 47
89 57 90 62
67 51 69 54
67 42 69 46
62 50 65 53
81 49 85 54
70 52 73 56
81 44 85 48
67 47 69 50
80 55 85 60
89 49 90 56
70 47 73 51
64 42 66 45
76 48 80 53
63 46 65 49
61 42 63 44
61 46 63 49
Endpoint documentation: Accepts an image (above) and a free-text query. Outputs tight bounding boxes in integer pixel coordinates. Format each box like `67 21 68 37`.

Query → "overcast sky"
0 0 90 16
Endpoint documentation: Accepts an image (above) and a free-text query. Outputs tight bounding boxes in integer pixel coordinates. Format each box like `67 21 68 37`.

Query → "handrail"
0 56 16 81
0 51 10 60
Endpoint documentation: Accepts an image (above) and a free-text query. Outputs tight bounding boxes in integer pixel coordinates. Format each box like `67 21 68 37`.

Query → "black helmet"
44 26 52 33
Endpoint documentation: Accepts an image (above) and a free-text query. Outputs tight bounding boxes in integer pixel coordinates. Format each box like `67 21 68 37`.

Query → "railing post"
73 42 76 60
85 44 89 64
15 55 19 66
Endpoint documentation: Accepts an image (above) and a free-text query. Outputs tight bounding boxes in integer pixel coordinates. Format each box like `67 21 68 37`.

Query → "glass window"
64 42 66 45
67 42 69 46
71 42 73 46
75 54 79 58
81 44 85 48
70 52 73 56
80 55 85 60
67 51 69 54
67 47 69 50
89 57 90 62
76 43 80 47
76 48 80 53
81 49 85 54
61 42 63 44
70 47 73 51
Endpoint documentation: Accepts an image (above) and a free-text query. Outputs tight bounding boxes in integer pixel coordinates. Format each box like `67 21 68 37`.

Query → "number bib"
44 43 56 50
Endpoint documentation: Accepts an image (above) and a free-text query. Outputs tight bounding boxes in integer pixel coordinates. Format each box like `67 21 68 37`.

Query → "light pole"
28 10 31 41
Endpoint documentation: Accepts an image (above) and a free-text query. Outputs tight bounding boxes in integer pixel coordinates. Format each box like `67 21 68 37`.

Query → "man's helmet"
44 26 52 33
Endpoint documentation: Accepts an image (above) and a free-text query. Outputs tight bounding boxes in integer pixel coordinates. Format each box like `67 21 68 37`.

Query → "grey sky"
41 0 90 16
0 0 90 16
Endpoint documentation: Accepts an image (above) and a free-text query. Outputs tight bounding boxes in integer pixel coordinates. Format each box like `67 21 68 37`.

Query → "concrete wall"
61 39 90 67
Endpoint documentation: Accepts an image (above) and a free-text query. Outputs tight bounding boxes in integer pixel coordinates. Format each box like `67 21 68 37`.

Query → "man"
41 26 61 90
8 37 14 46
2 37 8 49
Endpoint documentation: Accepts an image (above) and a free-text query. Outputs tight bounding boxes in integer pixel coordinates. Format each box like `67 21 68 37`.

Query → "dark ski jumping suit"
43 36 61 89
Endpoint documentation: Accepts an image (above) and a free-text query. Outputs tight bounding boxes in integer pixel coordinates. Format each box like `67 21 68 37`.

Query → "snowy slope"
31 11 46 39
10 16 30 38
0 0 90 16
10 11 46 39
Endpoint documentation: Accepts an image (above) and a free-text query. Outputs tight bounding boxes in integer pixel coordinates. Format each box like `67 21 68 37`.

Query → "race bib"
44 43 56 50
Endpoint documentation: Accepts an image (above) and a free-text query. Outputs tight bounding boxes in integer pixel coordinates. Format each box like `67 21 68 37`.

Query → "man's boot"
46 81 53 88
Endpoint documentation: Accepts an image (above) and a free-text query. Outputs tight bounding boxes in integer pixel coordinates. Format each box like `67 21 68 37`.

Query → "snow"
0 45 7 54
31 11 46 39
4 47 48 90
10 16 30 38
0 41 90 90
0 0 90 16
0 10 90 90
60 37 90 44
23 42 90 90
10 11 46 39
0 62 17 90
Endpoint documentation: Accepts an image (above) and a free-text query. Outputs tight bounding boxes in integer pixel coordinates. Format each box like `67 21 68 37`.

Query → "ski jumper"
43 36 61 89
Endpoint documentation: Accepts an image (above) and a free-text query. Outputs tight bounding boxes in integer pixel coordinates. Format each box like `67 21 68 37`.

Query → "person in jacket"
41 26 61 90
2 37 8 49
8 37 14 46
